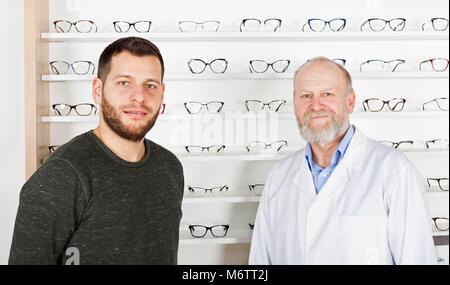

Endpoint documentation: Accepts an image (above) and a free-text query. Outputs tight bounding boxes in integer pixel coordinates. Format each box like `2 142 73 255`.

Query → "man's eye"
118 81 129 86
324 92 333 97
146 83 156 89
301 94 311 99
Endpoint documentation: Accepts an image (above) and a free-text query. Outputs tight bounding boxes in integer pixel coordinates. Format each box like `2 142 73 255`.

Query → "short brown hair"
97 37 165 82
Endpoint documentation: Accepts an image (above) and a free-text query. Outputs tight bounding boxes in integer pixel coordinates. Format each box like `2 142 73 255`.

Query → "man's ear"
160 83 165 103
347 91 356 114
92 77 103 105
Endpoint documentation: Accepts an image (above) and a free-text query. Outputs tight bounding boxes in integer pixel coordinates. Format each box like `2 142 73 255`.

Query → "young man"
9 37 184 265
249 57 437 265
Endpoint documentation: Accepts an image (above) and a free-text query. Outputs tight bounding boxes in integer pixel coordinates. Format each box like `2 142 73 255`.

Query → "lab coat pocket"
335 215 388 265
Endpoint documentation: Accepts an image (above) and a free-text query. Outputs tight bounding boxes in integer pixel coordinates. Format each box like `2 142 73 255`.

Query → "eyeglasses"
426 139 449 150
419 58 449 72
48 145 60 153
333 58 346 67
246 140 288 152
360 59 406 72
52 103 97 116
245 100 286 112
248 184 265 196
302 18 347 32
188 185 229 194
360 18 406 31
240 18 282 32
432 217 449 231
427 178 449 191
362 98 406 112
188 58 228 74
178 21 220 32
113 21 152 33
249 60 290 73
184 101 224 114
53 20 97 33
189 225 230 238
50 61 95 75
421 18 449 31
249 223 254 230
185 145 226 154
379 140 414 151
422 98 449 111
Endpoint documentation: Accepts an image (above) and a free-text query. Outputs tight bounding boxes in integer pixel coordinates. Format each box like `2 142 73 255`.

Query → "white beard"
298 108 350 144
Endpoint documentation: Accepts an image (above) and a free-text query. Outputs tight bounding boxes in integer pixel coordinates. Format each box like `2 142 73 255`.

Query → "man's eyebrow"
112 74 161 84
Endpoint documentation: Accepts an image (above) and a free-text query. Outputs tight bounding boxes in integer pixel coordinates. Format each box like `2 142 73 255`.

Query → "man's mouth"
124 109 148 118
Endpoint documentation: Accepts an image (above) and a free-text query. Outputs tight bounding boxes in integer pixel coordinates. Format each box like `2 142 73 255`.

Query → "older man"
249 56 437 265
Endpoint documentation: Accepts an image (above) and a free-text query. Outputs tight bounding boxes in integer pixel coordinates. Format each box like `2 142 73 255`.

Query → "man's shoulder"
47 131 96 164
146 139 182 169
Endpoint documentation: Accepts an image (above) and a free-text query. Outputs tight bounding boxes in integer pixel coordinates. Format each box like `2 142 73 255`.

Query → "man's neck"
309 127 348 168
93 124 146 163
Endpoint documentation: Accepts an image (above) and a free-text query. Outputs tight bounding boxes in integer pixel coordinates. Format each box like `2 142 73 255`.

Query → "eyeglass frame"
245 100 286 112
48 145 60 153
49 60 96 75
360 18 406 31
362 98 406 112
421 17 449 31
188 185 229 194
359 59 406 72
246 140 288 152
185 145 226 153
178 21 221 32
431 217 449 231
239 18 282 32
427 178 449 191
53 20 98 33
184 101 225 114
52 103 97 116
419 58 449 72
188 58 228 74
249 59 291 73
302 18 347 32
426 139 449 149
422 98 449 111
188 224 230 238
113 21 152 33
379 140 414 149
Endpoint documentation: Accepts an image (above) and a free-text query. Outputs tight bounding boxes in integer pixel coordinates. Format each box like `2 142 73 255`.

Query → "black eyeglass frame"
113 21 152 33
188 224 230 238
248 59 291 73
421 17 449 31
53 20 98 33
239 18 282 32
188 185 229 194
302 18 347 32
427 178 449 191
185 145 226 153
52 103 97 116
245 100 286 112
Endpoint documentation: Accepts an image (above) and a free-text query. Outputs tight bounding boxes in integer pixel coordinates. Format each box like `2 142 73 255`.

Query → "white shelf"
41 72 449 82
433 231 449 237
183 192 261 204
179 229 252 245
425 192 449 199
40 111 449 123
41 31 449 42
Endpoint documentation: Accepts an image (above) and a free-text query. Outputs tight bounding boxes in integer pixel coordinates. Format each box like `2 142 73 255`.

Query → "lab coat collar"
292 126 367 197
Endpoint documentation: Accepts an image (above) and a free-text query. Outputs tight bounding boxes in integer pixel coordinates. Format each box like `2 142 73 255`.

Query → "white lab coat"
249 127 437 265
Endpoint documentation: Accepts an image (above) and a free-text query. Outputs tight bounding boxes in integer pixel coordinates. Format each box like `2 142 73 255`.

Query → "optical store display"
360 18 406 31
189 225 230 238
432 217 449 231
302 18 347 32
427 178 449 191
113 21 152 33
52 103 97 116
49 61 95 75
178 21 221 32
53 20 97 33
423 98 449 111
28 1 448 264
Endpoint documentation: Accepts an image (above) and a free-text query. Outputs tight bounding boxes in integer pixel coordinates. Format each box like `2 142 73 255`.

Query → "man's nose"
310 95 324 111
130 86 146 103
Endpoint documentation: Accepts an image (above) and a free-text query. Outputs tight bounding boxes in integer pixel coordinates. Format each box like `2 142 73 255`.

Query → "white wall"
0 0 25 264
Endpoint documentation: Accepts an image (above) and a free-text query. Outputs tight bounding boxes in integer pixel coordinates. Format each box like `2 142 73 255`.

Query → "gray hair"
293 56 354 94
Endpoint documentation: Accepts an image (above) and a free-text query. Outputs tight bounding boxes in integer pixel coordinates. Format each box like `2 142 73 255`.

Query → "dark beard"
101 95 159 142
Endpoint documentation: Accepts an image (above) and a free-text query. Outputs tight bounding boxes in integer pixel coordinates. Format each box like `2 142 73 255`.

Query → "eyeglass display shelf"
41 31 449 42
40 110 449 123
179 229 252 245
41 72 449 82
181 191 445 204
178 230 447 245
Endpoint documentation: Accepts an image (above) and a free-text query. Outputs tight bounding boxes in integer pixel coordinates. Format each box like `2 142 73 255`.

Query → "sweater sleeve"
8 158 86 265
